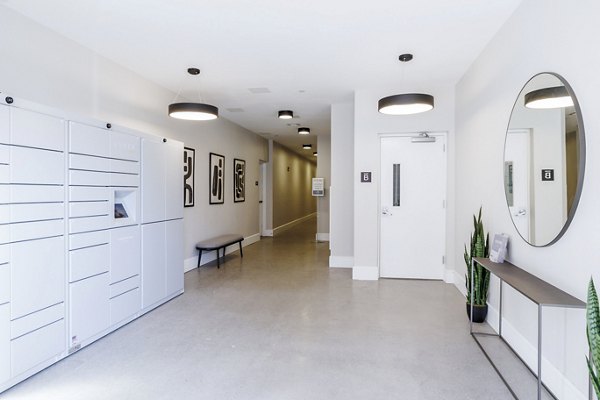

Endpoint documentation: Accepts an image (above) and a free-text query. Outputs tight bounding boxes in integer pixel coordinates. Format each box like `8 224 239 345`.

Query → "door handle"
382 206 392 216
259 201 263 204
514 209 526 217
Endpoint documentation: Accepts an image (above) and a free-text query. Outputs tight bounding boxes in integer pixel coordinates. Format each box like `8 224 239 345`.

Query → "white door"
380 134 446 279
504 129 531 242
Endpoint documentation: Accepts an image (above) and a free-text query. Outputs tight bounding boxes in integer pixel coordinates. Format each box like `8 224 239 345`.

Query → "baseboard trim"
329 256 354 268
184 233 261 273
493 308 587 400
316 233 330 242
262 229 273 237
453 270 467 297
352 265 378 280
273 212 317 235
444 267 456 284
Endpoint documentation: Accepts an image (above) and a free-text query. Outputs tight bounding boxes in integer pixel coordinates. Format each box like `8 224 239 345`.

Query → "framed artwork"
184 147 195 207
233 158 246 203
209 152 225 204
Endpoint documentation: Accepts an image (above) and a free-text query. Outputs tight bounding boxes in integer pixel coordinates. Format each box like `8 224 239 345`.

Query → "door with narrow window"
379 134 446 279
504 129 531 242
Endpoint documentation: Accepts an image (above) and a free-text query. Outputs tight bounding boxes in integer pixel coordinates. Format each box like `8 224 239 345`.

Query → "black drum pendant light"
524 86 573 109
169 68 218 121
378 54 434 115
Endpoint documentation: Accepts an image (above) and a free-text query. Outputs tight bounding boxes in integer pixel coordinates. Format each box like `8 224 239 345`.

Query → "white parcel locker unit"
141 137 184 309
3 106 67 383
0 97 184 394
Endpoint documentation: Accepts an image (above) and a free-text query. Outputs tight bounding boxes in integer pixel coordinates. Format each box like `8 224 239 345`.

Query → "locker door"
165 140 183 220
141 139 166 224
166 219 183 295
141 222 165 307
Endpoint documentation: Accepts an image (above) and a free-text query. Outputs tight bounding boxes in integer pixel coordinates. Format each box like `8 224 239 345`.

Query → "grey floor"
1 218 513 400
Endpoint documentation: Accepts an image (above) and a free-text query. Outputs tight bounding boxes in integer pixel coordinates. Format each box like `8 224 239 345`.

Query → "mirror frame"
503 72 586 247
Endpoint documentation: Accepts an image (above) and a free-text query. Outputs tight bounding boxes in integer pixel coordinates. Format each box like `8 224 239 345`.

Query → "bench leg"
216 248 220 268
239 241 243 258
197 250 202 269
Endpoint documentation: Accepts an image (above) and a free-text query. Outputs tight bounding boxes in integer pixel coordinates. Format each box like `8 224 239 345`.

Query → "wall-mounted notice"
312 177 325 196
360 172 372 183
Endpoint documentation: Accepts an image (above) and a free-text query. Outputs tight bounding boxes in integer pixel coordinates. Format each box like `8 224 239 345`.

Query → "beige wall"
272 142 316 228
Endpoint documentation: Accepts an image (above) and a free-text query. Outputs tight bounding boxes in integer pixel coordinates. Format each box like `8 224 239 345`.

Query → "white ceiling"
4 0 523 157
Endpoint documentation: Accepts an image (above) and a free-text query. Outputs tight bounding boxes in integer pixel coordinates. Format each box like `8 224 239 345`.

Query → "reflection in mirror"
504 73 585 247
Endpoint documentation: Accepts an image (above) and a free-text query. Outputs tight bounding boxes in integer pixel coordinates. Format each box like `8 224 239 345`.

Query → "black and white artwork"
184 147 195 207
233 158 246 203
209 152 225 204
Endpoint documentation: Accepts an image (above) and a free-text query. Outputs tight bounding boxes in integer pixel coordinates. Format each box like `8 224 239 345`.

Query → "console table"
470 257 588 400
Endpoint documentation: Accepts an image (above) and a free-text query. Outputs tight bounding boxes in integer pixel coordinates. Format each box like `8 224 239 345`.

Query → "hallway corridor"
1 218 511 400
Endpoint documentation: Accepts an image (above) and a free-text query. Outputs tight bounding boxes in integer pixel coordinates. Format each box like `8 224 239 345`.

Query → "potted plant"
464 207 490 322
587 278 600 397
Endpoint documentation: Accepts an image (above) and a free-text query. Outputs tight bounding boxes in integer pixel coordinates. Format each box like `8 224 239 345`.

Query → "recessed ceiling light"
298 127 310 135
302 144 312 149
278 110 293 119
313 152 318 156
248 87 271 94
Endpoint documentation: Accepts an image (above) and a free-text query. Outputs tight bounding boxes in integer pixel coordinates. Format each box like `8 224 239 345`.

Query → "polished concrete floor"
1 218 512 400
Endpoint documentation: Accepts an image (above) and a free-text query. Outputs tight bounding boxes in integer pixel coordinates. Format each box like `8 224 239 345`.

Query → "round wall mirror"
504 73 585 247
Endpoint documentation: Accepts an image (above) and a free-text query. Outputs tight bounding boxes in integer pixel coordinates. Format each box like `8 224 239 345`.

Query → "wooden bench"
196 234 244 268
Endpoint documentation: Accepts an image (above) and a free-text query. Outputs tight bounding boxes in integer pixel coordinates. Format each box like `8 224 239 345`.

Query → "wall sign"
209 152 225 204
541 169 554 181
183 147 195 207
360 172 372 183
312 177 325 196
233 158 246 202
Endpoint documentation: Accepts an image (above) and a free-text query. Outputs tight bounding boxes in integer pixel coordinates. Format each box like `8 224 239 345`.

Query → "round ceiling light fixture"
302 144 312 149
378 94 434 115
168 68 219 121
378 54 434 115
278 110 294 119
298 127 310 135
313 152 318 156
524 86 573 109
168 103 219 121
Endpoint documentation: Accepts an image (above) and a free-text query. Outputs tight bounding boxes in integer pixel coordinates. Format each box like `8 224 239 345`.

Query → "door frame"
259 160 268 236
378 132 448 279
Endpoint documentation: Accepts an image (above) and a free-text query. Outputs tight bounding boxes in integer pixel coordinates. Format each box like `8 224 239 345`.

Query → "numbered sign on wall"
184 147 195 207
234 158 245 203
209 152 224 204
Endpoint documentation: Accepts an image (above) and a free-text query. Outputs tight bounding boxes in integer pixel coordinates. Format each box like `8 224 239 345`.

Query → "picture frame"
184 147 195 207
233 158 246 203
209 152 225 204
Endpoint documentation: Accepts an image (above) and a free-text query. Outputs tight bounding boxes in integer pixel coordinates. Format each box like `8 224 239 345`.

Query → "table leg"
239 241 243 257
197 250 202 268
538 305 542 400
216 248 220 268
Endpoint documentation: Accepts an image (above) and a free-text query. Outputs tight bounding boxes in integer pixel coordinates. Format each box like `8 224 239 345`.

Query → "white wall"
352 86 456 280
0 6 268 270
454 0 600 397
330 102 355 268
316 135 331 240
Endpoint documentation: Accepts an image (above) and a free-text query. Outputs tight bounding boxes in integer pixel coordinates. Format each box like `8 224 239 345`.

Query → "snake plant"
464 207 490 306
587 278 600 397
